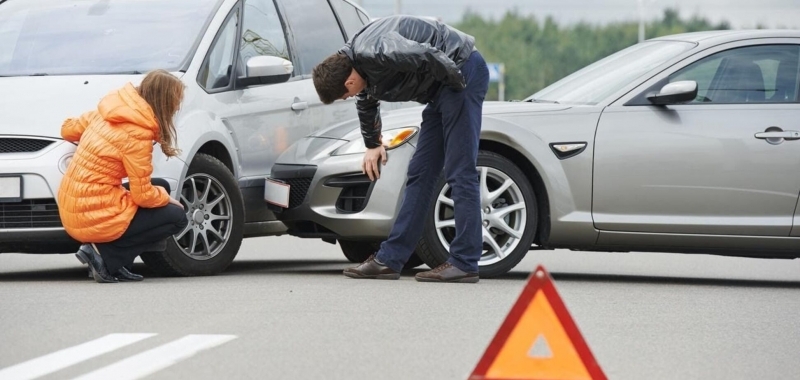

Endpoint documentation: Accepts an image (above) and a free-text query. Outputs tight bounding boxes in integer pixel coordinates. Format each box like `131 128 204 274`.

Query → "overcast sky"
354 0 799 29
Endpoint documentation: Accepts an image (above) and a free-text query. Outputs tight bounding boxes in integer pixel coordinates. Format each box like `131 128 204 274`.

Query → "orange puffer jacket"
58 83 171 243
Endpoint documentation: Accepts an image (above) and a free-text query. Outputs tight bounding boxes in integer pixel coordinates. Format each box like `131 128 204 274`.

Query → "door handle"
755 131 800 140
291 101 308 111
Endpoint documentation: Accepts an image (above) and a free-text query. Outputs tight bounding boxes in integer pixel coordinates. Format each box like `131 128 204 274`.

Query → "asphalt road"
1 236 800 380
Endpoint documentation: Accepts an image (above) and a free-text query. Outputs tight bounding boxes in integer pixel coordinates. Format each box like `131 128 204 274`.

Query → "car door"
593 40 800 237
219 0 313 182
280 0 364 133
226 0 361 181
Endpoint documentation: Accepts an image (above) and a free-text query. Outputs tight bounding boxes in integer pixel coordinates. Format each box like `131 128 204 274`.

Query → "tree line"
455 9 732 100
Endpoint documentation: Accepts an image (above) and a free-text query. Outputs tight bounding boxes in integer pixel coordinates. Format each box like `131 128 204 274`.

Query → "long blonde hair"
137 69 184 157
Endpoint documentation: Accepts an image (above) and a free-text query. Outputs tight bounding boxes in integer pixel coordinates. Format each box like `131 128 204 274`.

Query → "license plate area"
264 178 290 209
0 176 22 203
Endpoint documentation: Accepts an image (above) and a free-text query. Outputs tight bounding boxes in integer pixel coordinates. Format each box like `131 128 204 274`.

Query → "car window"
239 0 289 73
528 41 694 105
330 0 365 41
0 0 221 76
280 0 346 75
670 45 800 104
198 8 239 91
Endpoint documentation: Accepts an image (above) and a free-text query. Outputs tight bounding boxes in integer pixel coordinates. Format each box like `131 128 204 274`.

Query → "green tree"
456 9 730 100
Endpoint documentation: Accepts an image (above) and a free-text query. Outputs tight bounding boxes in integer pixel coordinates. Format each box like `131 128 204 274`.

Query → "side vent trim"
549 142 587 160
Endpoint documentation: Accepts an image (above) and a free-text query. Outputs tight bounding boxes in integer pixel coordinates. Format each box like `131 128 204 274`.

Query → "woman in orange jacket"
58 70 188 283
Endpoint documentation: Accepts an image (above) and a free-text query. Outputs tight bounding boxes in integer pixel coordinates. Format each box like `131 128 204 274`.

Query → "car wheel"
416 151 537 278
141 153 244 276
338 240 424 269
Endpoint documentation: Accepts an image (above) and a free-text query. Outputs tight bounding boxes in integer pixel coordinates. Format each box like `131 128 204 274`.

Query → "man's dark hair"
312 53 353 104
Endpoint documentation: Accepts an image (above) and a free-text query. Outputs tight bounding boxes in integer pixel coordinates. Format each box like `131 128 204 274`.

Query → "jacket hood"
98 83 158 133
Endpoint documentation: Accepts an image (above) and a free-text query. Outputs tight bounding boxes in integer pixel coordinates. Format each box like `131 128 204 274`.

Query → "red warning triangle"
469 265 606 380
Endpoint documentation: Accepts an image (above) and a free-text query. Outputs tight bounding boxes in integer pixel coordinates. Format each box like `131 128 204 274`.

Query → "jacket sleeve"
121 137 170 208
61 111 94 142
356 91 383 149
377 32 466 91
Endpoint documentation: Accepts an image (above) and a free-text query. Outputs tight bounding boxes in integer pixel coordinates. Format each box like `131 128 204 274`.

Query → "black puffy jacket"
339 15 476 148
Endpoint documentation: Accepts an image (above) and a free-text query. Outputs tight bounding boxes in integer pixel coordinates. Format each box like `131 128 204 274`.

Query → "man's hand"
362 146 387 181
168 197 184 210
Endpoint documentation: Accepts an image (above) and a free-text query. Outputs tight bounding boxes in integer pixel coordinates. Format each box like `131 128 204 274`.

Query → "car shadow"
221 259 351 277
0 266 105 282
3 260 800 289
221 260 458 278
493 270 800 289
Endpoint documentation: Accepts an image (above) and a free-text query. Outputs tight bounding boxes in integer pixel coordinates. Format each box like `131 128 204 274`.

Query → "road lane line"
73 334 237 380
0 333 156 380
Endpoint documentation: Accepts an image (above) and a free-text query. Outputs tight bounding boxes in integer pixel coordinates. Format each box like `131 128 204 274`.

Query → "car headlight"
332 127 418 156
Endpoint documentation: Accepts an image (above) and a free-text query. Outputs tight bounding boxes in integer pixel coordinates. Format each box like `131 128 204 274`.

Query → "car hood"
311 101 571 140
0 74 178 138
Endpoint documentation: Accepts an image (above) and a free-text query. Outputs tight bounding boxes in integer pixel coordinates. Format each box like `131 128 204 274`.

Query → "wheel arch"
479 139 551 246
196 140 234 174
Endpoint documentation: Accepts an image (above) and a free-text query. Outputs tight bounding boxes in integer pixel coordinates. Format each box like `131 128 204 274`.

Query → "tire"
415 151 538 278
339 240 425 269
142 153 244 276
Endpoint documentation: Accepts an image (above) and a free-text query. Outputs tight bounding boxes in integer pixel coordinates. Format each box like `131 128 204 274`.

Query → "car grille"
336 184 371 213
270 164 317 210
284 178 313 209
324 174 375 214
0 199 63 228
0 138 55 153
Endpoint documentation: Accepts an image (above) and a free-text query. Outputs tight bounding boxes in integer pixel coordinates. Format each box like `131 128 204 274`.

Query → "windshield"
0 0 222 76
528 41 695 105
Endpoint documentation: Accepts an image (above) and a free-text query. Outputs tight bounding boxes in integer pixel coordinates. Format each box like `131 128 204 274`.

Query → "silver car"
269 30 800 277
0 0 390 275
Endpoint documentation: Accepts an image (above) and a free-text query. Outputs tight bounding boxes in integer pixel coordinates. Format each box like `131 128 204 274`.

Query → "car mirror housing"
647 80 698 106
238 56 293 87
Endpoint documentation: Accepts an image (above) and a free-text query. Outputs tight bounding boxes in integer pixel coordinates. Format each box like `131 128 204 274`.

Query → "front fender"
480 108 602 247
151 108 240 197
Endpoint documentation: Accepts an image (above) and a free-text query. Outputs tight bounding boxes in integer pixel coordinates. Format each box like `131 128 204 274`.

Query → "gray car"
268 30 800 277
0 0 396 276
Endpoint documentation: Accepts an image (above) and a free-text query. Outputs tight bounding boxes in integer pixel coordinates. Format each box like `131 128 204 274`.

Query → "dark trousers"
376 50 489 273
96 178 188 273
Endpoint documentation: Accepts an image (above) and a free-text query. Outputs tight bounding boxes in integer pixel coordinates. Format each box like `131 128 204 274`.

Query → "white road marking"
0 333 156 380
73 334 237 380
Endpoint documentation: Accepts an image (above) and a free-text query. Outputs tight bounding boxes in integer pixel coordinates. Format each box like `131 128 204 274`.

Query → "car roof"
651 29 800 46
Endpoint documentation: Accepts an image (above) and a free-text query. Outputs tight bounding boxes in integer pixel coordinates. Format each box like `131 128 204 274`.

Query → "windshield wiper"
103 71 143 75
29 73 49 76
526 98 559 104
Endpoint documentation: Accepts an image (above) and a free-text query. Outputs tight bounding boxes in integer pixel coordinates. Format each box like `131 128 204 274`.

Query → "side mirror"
647 80 698 105
239 56 293 87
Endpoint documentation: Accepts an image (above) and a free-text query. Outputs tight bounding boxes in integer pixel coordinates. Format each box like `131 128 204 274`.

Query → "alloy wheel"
434 166 527 266
174 174 233 260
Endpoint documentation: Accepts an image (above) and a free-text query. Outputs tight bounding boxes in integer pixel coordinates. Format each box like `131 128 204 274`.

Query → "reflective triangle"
470 265 607 380
486 290 591 379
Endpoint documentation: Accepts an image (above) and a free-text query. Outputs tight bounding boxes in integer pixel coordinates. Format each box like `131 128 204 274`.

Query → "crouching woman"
58 69 188 283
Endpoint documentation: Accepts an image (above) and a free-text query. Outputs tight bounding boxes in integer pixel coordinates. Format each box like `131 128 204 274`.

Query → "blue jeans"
376 50 489 273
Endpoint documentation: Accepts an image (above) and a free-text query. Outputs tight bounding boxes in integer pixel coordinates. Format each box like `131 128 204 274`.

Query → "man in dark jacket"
312 15 489 283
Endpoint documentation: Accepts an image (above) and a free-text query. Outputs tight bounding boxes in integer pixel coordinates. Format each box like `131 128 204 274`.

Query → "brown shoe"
343 254 400 280
415 262 479 283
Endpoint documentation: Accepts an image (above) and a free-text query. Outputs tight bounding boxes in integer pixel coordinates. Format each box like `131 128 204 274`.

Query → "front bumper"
0 139 79 252
271 138 416 240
